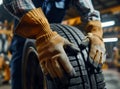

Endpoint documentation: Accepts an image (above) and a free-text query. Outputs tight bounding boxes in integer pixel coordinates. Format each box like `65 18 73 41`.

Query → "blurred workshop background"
0 0 120 89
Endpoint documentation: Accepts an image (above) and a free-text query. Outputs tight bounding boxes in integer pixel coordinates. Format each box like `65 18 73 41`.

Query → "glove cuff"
85 20 103 38
15 8 52 39
36 31 58 46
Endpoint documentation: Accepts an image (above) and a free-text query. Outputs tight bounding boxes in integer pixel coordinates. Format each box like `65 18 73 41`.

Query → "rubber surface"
22 24 106 89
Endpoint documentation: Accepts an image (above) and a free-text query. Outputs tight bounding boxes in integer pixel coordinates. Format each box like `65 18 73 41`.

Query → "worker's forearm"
15 8 57 39
3 0 35 19
3 0 55 40
72 0 101 22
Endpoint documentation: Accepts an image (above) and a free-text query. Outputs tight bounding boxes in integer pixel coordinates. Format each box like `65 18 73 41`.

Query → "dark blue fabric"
10 35 26 89
10 35 25 89
10 19 26 89
42 0 70 23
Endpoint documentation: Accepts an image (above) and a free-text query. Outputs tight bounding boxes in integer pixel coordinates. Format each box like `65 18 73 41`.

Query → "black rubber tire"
22 24 106 89
22 39 44 89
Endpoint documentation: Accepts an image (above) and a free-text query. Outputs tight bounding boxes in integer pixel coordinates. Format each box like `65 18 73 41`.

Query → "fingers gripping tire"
22 24 106 89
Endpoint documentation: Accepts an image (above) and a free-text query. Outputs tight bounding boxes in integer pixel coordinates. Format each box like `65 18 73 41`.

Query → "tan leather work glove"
84 21 106 64
36 35 78 79
14 8 78 79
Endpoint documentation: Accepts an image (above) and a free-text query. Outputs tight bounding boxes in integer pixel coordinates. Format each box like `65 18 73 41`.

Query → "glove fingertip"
68 68 76 77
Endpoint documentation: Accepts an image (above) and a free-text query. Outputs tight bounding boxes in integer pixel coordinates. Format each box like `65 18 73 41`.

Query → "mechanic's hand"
84 33 106 64
36 35 79 79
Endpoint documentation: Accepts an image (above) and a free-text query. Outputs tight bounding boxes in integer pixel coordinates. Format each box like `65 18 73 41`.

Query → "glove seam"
89 33 103 41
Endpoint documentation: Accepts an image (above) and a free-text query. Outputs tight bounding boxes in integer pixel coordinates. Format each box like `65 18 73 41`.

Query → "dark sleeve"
3 0 36 19
71 0 101 22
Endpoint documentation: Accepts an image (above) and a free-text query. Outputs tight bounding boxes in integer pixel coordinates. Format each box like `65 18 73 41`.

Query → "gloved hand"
36 34 78 79
14 8 78 79
84 21 106 64
85 33 106 64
